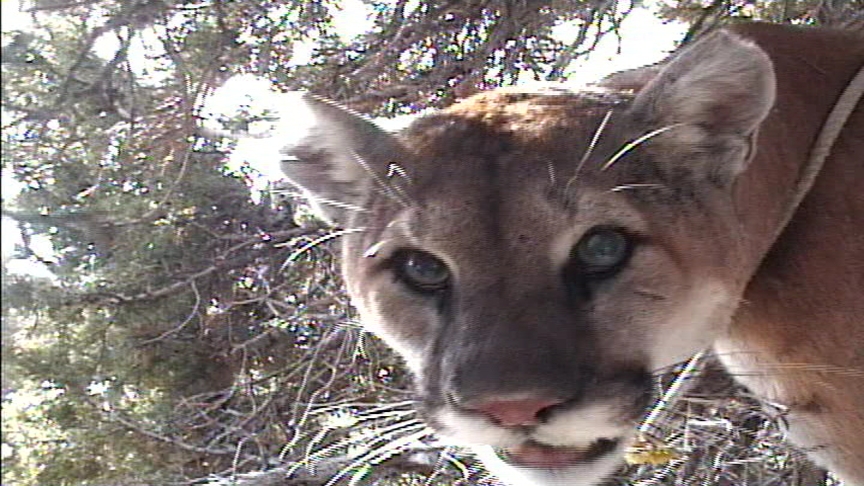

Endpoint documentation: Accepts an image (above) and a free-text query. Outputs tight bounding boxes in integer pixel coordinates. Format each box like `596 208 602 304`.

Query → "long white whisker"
271 186 369 213
547 160 557 186
310 195 369 213
578 109 614 174
565 109 614 191
289 419 428 481
324 425 432 486
429 446 472 485
352 151 411 208
609 183 666 193
280 228 366 269
363 239 391 258
386 162 413 184
638 351 706 438
343 409 418 424
385 166 415 207
311 418 426 462
309 400 416 417
710 350 864 377
602 123 684 171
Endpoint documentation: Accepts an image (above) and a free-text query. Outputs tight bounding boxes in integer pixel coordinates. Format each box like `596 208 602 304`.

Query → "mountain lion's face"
279 30 776 486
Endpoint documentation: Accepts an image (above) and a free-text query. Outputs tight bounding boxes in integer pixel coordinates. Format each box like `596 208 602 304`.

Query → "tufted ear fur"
629 29 776 185
280 94 406 223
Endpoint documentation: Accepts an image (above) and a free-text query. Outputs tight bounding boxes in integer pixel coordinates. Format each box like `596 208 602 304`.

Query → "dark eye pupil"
400 252 449 290
576 229 629 272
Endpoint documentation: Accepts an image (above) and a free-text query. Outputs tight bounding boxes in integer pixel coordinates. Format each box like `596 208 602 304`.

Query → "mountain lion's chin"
474 439 628 486
495 437 620 469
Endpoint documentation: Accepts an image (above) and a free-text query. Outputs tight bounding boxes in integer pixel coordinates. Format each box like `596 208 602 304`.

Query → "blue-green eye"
397 250 450 291
574 228 631 275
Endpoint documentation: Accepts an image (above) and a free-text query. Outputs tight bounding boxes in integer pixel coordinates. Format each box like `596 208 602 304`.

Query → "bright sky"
208 2 685 185
565 6 685 82
1 1 685 268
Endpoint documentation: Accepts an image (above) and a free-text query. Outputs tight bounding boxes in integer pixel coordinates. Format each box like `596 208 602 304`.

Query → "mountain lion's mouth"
496 438 619 469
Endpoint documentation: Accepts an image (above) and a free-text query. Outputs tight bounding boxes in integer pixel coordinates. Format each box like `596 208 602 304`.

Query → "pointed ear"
280 94 405 223
629 29 776 185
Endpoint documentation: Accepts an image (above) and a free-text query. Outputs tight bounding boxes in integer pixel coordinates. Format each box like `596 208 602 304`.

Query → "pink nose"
468 398 564 427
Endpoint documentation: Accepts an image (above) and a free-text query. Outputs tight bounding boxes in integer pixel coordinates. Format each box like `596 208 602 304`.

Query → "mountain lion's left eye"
396 250 450 292
574 227 631 276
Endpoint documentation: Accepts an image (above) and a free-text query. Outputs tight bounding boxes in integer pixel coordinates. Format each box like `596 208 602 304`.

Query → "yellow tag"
624 437 681 465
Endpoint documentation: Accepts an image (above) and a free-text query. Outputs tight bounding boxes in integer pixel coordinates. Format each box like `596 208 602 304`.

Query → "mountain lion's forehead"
400 87 634 150
357 87 651 228
444 87 634 118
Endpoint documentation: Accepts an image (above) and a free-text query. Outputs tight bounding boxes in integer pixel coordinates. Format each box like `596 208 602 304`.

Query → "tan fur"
280 23 864 486
714 24 864 483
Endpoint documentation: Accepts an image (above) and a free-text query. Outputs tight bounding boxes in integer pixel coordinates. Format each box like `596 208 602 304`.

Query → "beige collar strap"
774 62 864 242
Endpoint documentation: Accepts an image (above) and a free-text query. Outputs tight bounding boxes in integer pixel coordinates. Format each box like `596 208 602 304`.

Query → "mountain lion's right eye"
395 250 450 292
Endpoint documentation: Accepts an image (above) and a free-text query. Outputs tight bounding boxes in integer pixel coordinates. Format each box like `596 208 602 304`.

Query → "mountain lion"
278 23 864 485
